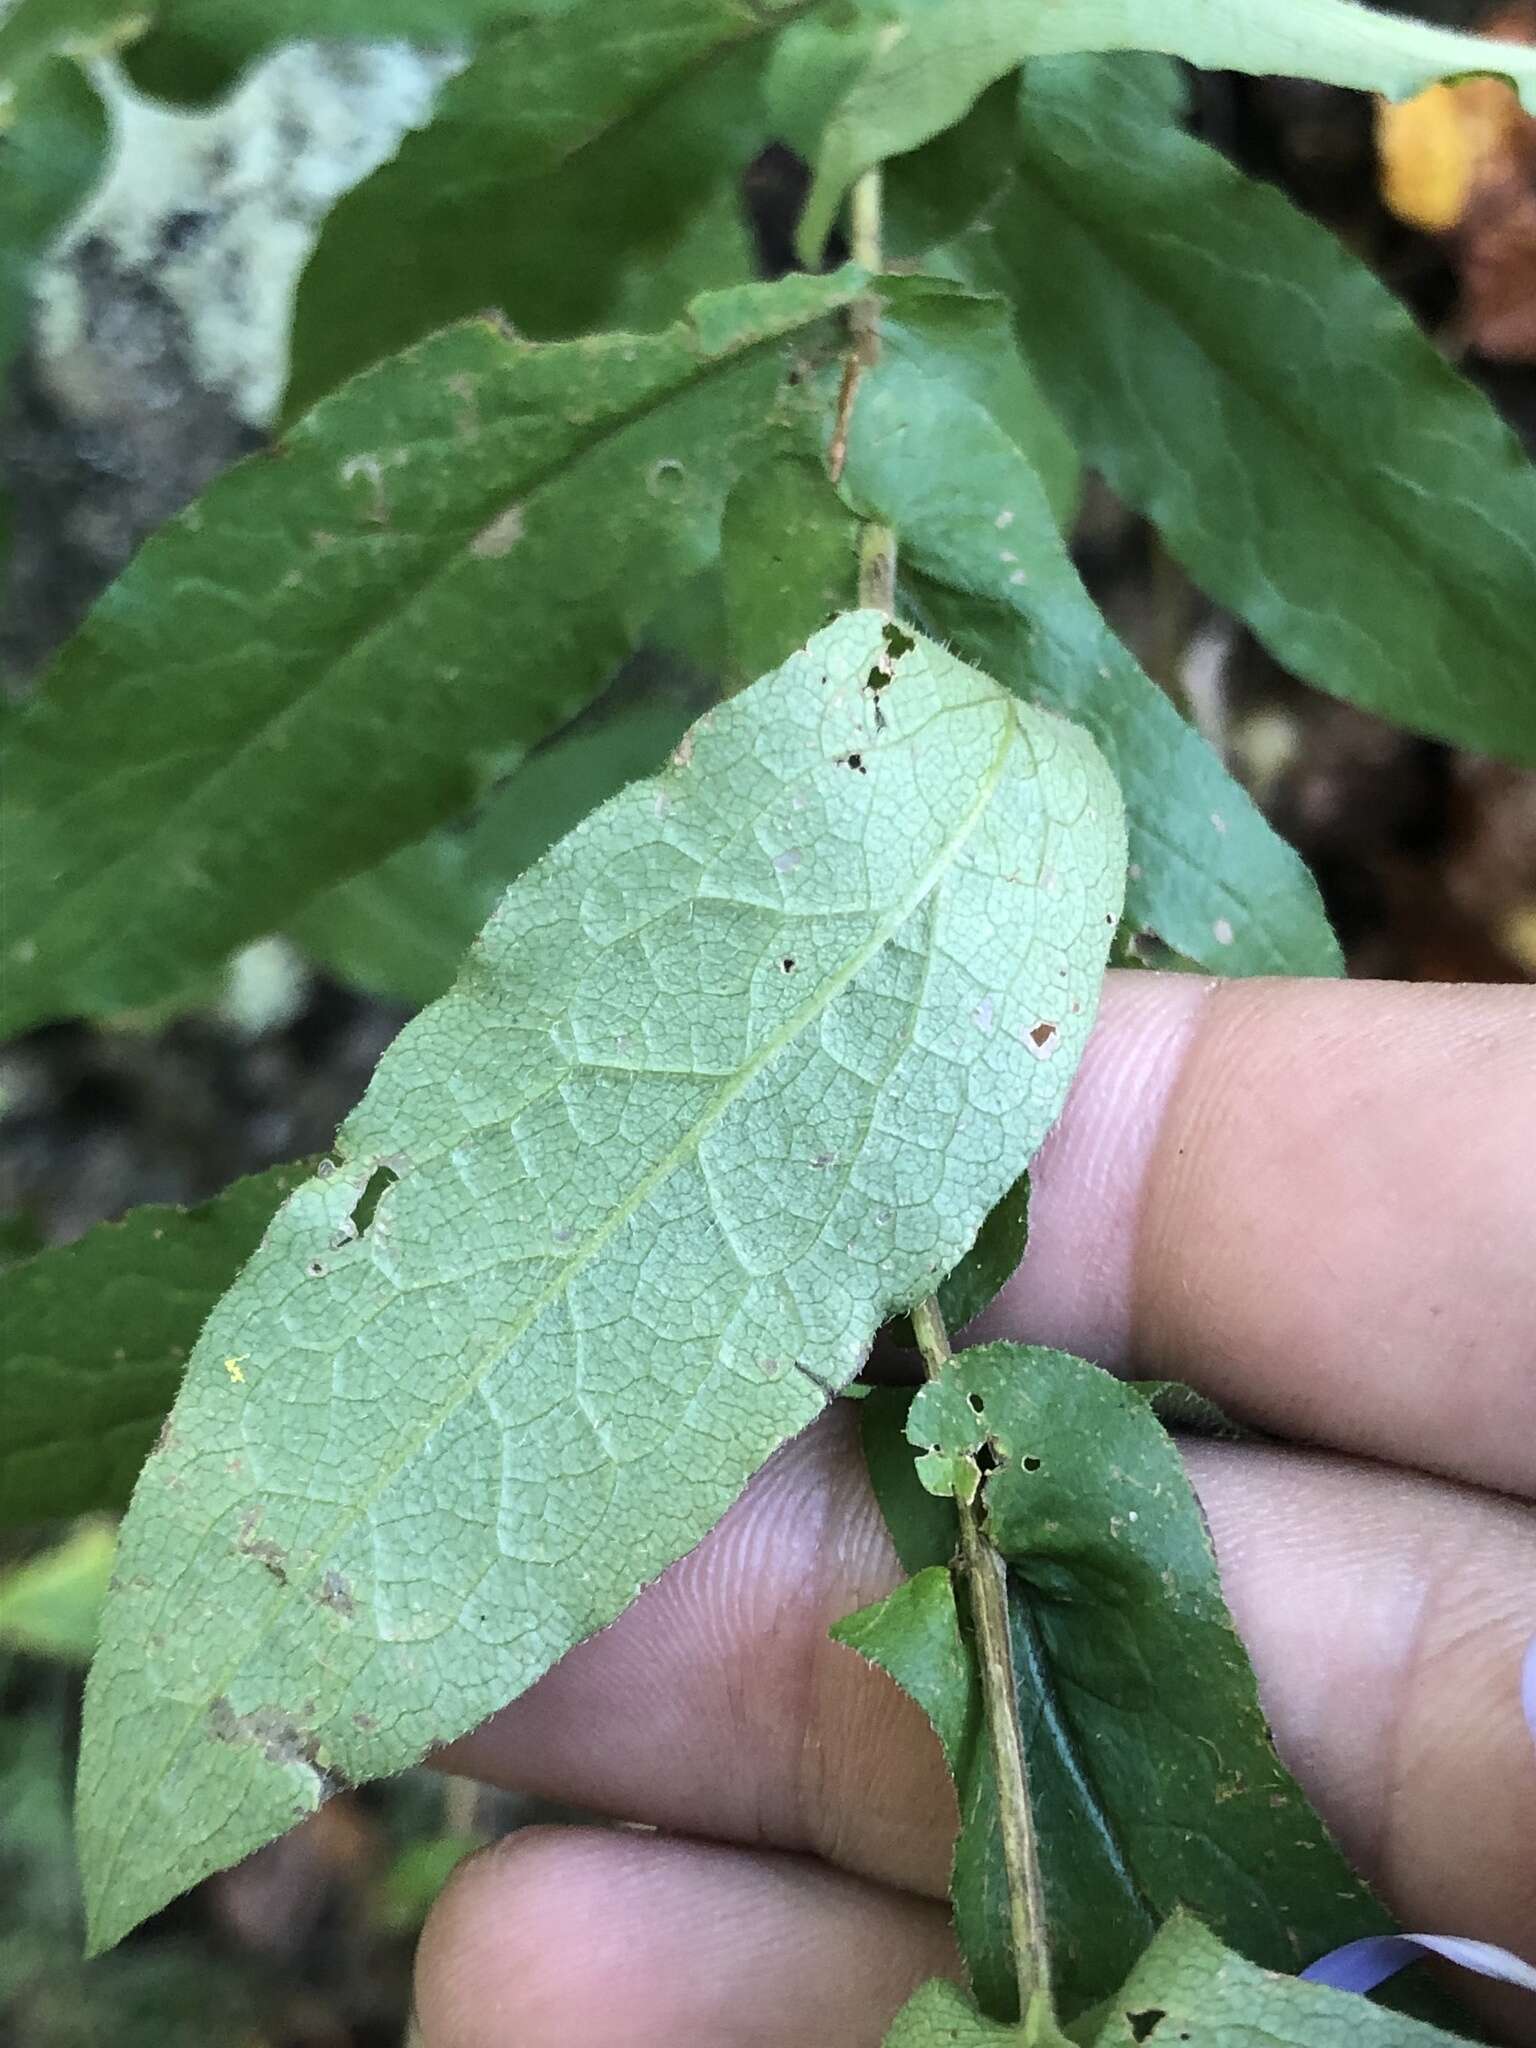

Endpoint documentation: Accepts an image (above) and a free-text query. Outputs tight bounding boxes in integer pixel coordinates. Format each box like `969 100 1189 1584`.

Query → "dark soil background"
3 31 1534 2048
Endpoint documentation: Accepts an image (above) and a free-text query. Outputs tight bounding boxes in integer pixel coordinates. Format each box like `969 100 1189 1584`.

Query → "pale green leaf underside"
1093 1916 1475 2047
963 55 1536 768
886 1916 1482 2047
799 0 1536 257
0 272 858 1035
78 613 1125 1950
884 1977 1054 2044
884 1977 1017 2045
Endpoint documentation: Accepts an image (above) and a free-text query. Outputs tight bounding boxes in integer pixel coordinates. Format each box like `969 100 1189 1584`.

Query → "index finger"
981 973 1536 1495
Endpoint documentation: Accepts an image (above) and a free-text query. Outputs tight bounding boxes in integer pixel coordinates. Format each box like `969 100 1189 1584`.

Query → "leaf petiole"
828 165 884 482
910 1295 1053 2022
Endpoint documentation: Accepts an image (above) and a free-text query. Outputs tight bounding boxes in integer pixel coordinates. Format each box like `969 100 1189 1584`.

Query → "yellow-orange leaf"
1375 75 1523 231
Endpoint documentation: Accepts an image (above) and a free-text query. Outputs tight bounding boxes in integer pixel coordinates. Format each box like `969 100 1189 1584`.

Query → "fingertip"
973 969 1215 1361
414 1826 569 2048
414 1826 960 2048
436 1405 956 1898
981 971 1536 1492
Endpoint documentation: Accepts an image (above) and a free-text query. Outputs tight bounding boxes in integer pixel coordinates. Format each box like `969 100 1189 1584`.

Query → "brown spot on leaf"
209 1697 321 1774
1027 1020 1060 1057
318 1571 356 1620
236 1508 289 1585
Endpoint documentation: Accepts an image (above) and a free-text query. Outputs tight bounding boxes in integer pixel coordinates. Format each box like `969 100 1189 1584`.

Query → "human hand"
413 973 1536 2048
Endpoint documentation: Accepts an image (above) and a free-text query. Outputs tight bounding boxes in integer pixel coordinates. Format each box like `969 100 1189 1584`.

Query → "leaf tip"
79 1850 154 1960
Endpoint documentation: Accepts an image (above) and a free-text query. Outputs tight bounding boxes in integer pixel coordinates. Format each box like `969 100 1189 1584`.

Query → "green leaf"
955 53 1536 768
0 1162 309 1526
858 1389 958 1578
887 1168 1029 1351
288 833 491 1012
78 611 1126 1951
119 0 571 102
1135 1381 1250 1444
606 169 756 337
0 271 861 1035
463 697 703 886
286 0 787 416
1089 1915 1475 2047
0 56 104 369
292 699 699 1006
0 1521 115 1661
879 275 1079 536
372 1830 483 1935
934 1169 1028 1333
829 280 1340 977
882 77 1024 268
836 1567 1015 2019
902 1347 1394 2018
885 1976 1066 2045
884 1978 1016 2045
722 453 861 690
798 0 1536 259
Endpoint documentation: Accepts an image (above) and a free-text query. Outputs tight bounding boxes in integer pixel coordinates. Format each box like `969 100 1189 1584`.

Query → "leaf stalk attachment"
911 1293 1053 2023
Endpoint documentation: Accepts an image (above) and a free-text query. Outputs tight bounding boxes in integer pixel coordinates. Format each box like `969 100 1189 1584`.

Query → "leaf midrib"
91 688 1021 1910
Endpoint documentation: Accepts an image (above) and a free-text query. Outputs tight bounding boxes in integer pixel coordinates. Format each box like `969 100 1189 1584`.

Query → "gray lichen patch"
4 39 459 678
40 42 460 428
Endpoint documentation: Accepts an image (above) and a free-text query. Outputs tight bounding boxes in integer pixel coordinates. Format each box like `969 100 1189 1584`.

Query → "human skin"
412 972 1536 2047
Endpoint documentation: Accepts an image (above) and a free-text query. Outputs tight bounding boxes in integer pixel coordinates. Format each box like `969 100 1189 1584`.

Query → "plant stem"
833 164 896 615
858 521 897 614
829 168 884 484
849 164 883 273
910 1293 1053 2022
